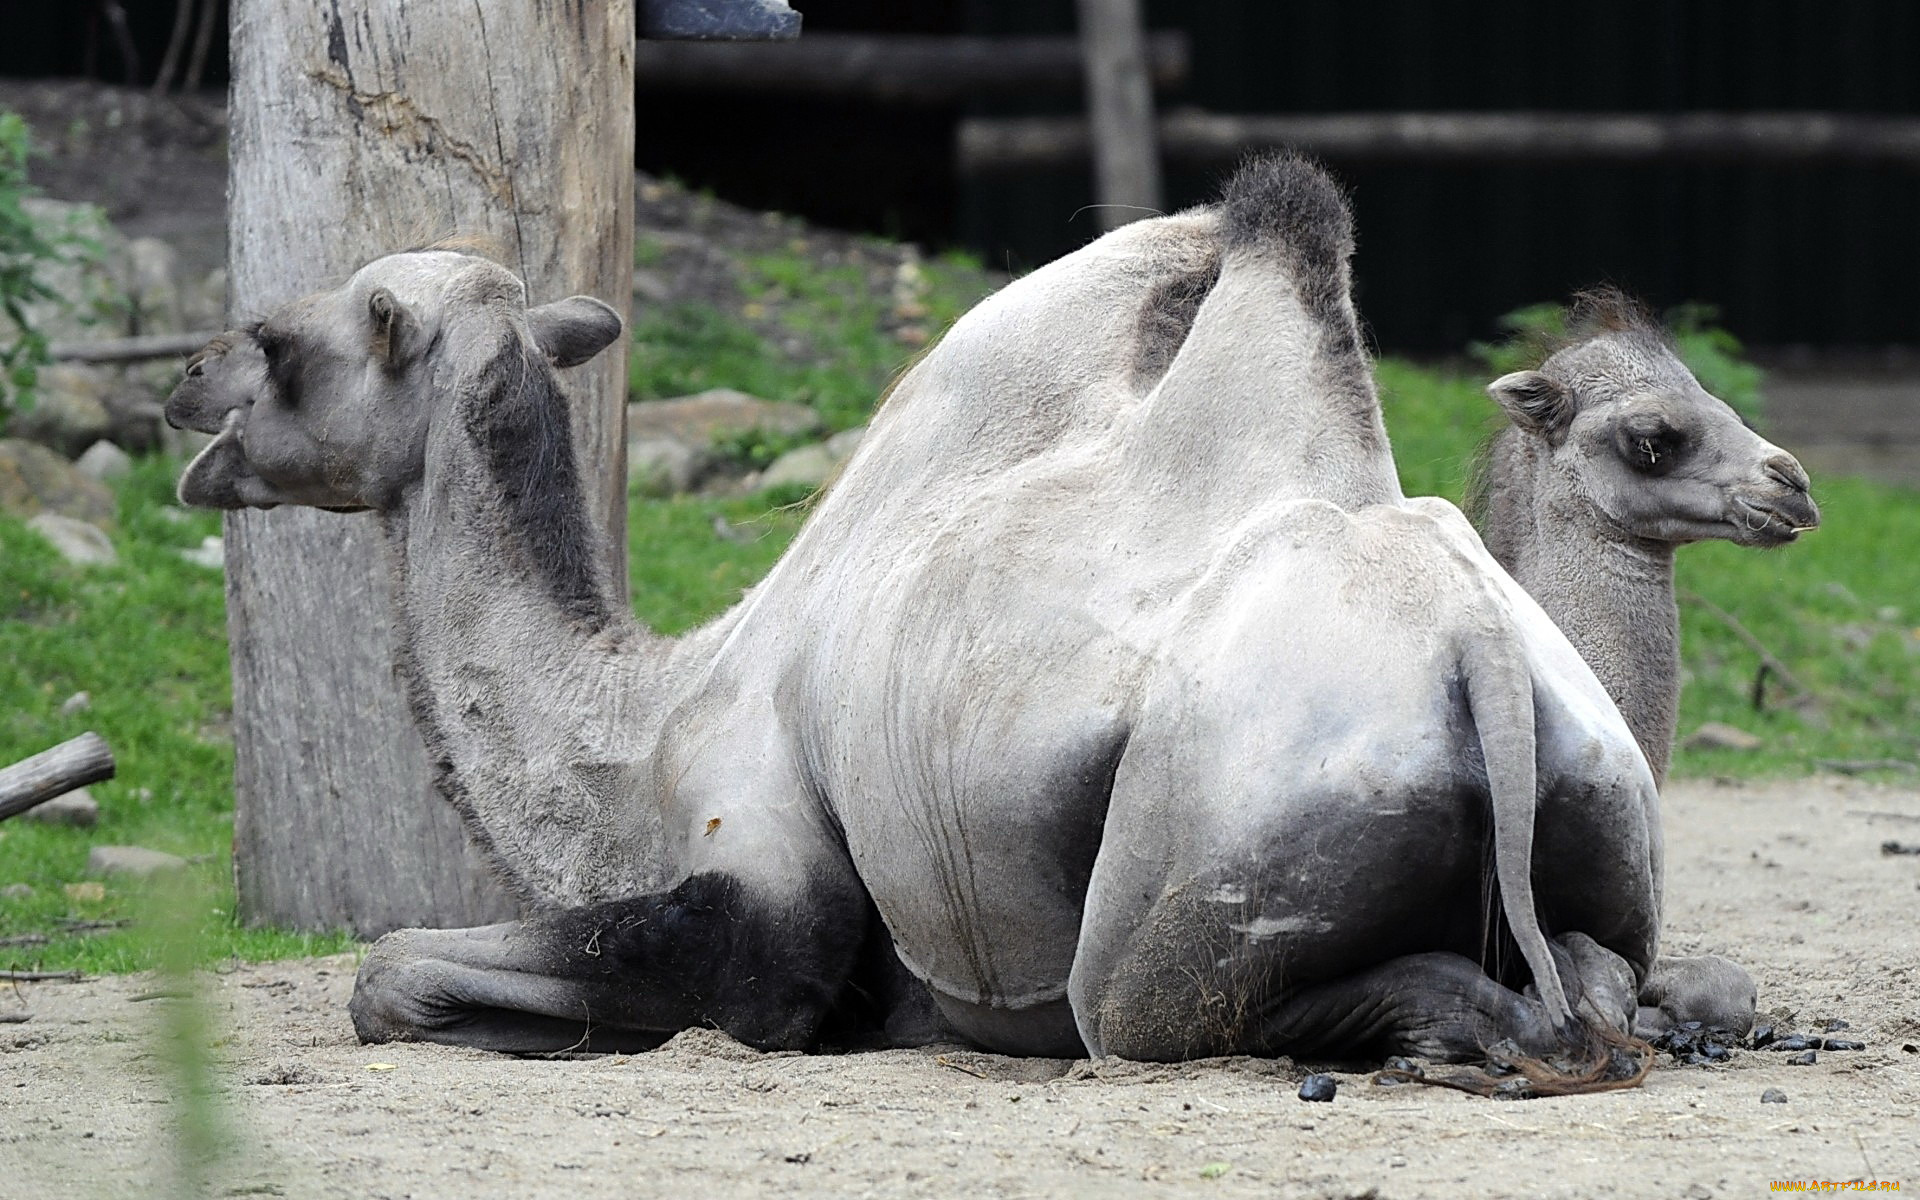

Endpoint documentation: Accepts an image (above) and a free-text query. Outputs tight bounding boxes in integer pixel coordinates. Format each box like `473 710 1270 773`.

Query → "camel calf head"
166 250 622 512
1483 289 1819 549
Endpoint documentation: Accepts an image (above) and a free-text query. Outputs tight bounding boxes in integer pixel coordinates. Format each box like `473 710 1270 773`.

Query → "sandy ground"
4 775 1918 1200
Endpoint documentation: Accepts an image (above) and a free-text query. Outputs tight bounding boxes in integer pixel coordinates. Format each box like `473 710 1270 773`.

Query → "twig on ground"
935 1054 988 1079
1679 590 1815 706
0 969 83 982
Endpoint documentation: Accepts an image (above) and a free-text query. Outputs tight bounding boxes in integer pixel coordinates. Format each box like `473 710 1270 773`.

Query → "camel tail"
1460 626 1574 1031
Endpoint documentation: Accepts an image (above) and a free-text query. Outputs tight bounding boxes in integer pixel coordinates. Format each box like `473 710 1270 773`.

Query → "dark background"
6 1 1915 352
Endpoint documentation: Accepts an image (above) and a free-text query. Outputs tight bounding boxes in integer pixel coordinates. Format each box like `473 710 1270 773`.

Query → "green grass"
3 281 1916 974
630 247 989 431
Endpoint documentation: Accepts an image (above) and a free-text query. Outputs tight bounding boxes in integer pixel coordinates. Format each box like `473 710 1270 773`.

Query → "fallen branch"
1678 591 1816 705
0 970 84 982
0 733 116 823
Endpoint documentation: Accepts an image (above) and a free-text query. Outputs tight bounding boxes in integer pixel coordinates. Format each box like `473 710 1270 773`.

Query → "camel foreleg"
349 869 869 1054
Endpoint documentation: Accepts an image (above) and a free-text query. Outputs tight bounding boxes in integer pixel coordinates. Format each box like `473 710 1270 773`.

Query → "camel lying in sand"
166 158 1814 1078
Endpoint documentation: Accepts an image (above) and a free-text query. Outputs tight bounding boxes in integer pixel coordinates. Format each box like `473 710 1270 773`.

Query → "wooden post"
225 0 634 936
1075 0 1162 230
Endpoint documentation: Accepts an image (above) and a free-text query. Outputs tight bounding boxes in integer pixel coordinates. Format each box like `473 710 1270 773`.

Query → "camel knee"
349 929 453 1044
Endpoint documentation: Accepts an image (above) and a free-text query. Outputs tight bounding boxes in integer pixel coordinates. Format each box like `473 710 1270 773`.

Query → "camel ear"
528 296 624 368
1487 370 1574 436
367 287 414 368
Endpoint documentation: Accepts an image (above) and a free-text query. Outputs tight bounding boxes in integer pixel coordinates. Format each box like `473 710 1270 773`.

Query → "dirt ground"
3 776 1917 1199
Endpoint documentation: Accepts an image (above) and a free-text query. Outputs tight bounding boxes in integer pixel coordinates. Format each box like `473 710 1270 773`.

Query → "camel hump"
1217 152 1354 277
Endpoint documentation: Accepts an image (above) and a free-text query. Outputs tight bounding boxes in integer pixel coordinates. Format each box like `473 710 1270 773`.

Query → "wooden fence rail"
633 31 1188 103
959 109 1920 174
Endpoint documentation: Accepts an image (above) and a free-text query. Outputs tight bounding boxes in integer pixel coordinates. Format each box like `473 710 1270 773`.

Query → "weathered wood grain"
0 733 115 823
227 0 634 935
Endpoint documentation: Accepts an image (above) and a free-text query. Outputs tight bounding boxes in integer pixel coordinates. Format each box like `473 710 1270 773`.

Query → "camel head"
1484 292 1819 549
166 250 623 512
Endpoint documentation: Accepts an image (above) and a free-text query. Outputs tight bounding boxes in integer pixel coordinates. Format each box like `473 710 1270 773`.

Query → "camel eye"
1618 420 1687 476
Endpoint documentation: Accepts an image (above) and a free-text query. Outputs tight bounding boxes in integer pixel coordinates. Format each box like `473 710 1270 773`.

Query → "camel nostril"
1764 455 1809 494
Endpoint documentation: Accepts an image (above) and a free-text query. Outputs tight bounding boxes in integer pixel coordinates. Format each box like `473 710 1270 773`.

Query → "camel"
171 158 1721 1074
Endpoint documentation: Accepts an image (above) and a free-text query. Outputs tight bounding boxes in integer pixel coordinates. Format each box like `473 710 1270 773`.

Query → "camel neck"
374 409 691 908
1478 432 1679 783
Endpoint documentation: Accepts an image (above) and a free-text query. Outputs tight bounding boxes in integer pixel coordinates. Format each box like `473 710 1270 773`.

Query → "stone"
0 883 31 899
1760 1087 1788 1103
27 513 117 567
1683 721 1765 752
24 788 99 828
8 364 115 458
178 535 224 570
58 691 91 716
758 442 839 491
627 389 821 445
1 200 129 347
758 426 867 492
86 846 187 878
627 436 710 497
74 439 133 482
825 425 866 460
0 439 116 525
1297 1073 1337 1102
125 237 188 334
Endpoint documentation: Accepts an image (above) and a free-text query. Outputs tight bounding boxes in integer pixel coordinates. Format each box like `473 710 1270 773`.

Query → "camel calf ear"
528 296 625 368
1487 370 1574 436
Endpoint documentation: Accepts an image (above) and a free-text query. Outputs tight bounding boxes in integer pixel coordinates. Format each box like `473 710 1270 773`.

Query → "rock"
1 200 129 347
86 846 187 878
0 439 116 525
0 883 31 899
758 426 867 493
24 788 99 828
1297 1073 1337 1102
9 365 116 457
58 691 91 716
73 439 133 482
1760 1088 1788 1103
125 237 188 334
177 535 224 570
825 425 866 460
1683 721 1765 752
758 442 840 491
27 513 117 567
627 436 710 497
63 881 105 902
627 389 821 444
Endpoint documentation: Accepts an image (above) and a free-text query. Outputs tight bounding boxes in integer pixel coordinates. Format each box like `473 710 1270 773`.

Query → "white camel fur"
166 157 1811 1074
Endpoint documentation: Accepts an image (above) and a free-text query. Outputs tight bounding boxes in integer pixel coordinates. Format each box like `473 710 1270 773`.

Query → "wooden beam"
1076 0 1163 229
958 110 1920 173
630 31 1189 103
50 332 218 364
0 734 114 823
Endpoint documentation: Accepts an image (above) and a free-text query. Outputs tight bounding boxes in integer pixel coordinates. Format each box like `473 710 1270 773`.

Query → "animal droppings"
1784 1050 1817 1066
1767 1034 1817 1053
1373 1055 1423 1085
1749 1022 1777 1047
1820 1038 1865 1052
1651 1023 1744 1064
1297 1074 1336 1102
1824 1018 1851 1031
1761 1088 1788 1104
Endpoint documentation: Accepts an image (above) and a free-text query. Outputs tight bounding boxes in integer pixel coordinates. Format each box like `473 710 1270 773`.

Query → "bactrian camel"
166 157 1811 1075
